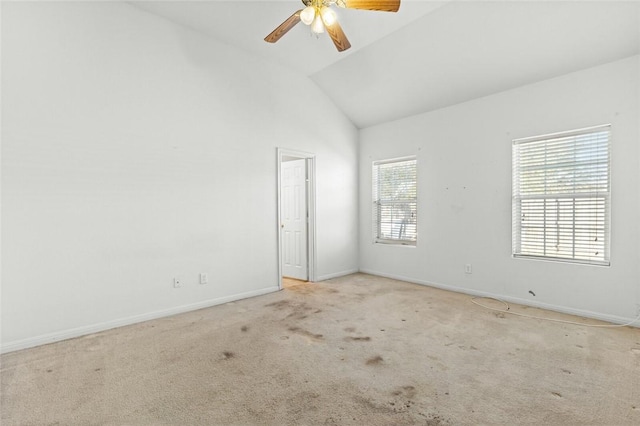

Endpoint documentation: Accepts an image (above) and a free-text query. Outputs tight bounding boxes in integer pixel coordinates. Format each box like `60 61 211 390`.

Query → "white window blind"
512 125 610 266
372 157 417 245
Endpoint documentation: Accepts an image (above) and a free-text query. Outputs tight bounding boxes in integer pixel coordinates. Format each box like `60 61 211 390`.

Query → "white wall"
1 2 358 351
360 56 640 323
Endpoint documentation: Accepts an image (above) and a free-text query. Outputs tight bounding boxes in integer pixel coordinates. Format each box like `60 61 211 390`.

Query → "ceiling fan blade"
343 0 400 12
323 19 351 52
265 10 303 43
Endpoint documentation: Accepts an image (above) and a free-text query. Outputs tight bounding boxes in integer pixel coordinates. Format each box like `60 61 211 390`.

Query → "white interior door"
281 159 308 280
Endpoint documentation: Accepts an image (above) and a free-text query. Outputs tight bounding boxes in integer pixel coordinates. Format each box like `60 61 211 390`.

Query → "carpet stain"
561 368 572 374
266 298 317 320
241 325 249 332
344 336 371 342
354 395 397 414
494 312 506 319
222 351 235 359
366 355 384 365
457 345 478 351
392 385 417 399
288 327 323 341
551 391 562 398
285 303 315 320
344 327 356 333
424 413 452 425
266 300 291 310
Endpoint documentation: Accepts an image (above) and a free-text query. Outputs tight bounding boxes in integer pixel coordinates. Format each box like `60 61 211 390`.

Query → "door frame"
277 148 316 289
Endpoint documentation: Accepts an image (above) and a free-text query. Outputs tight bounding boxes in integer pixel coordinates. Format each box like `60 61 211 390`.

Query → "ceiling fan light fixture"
300 6 316 25
311 14 325 34
265 0 400 51
320 7 337 26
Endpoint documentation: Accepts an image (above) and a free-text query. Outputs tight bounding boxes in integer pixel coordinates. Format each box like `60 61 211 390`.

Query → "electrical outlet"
173 278 182 288
464 264 472 274
200 273 208 285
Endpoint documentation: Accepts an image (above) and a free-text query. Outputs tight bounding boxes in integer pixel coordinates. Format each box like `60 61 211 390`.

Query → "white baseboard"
359 269 639 327
1 286 280 354
315 269 359 282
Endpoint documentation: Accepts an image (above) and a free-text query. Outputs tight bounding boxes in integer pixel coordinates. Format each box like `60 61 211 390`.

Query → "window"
372 157 417 245
512 125 610 265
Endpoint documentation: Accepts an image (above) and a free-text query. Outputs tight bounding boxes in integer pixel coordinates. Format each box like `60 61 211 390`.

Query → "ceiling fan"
264 0 401 52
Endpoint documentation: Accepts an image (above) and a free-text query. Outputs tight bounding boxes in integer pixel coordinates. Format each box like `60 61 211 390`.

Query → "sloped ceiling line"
134 1 640 128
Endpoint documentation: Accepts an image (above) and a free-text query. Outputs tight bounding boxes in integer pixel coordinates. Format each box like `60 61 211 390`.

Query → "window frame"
512 124 611 266
372 156 418 246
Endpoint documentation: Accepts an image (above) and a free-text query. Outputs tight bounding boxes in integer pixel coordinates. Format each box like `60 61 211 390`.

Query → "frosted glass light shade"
300 6 315 25
320 7 337 26
311 14 325 34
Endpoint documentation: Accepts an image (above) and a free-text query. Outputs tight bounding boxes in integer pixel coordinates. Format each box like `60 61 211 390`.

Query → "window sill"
512 254 610 267
374 240 417 248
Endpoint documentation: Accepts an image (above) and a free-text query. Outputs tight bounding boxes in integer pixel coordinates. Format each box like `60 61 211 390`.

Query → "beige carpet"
2 273 639 425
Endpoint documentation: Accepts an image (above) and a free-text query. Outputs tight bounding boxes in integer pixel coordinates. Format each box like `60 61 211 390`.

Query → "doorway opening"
277 148 316 290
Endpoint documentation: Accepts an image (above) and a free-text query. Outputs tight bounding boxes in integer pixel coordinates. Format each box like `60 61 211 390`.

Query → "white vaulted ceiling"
133 1 640 128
